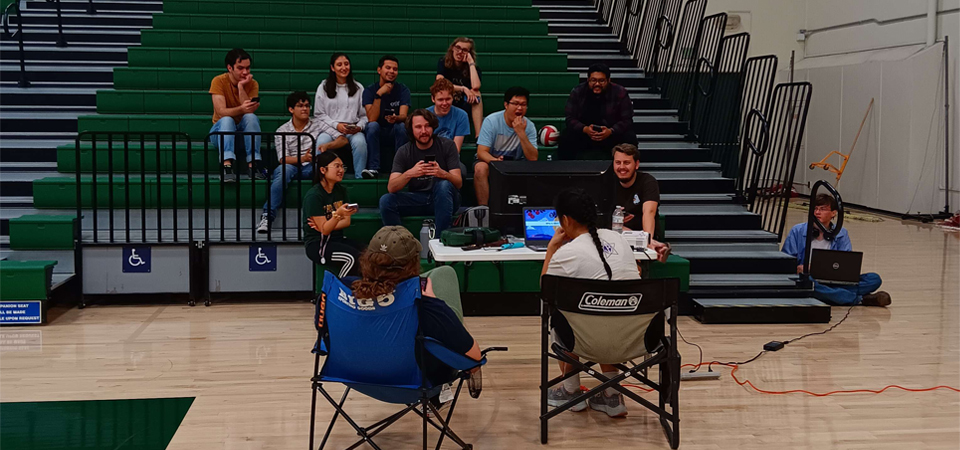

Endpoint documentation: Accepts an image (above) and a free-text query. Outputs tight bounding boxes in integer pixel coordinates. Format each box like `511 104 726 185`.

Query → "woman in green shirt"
303 151 363 277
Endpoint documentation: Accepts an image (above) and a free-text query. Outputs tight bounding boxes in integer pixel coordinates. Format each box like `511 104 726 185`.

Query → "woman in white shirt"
315 53 368 179
541 188 668 418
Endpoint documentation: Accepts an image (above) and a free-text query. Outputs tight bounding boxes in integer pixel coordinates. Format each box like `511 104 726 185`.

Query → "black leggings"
305 236 363 278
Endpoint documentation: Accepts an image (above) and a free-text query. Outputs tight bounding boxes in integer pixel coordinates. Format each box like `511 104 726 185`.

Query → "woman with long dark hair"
314 53 369 179
541 188 643 418
302 151 363 277
436 37 483 136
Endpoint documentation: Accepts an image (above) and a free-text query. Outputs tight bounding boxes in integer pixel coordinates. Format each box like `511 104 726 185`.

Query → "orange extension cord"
614 362 960 397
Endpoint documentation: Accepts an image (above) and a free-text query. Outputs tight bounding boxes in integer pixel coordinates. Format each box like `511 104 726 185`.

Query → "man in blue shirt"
782 194 891 306
362 55 411 179
474 87 538 206
426 78 470 153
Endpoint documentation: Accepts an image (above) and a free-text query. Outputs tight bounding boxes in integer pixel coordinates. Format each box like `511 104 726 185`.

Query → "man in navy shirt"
362 55 411 179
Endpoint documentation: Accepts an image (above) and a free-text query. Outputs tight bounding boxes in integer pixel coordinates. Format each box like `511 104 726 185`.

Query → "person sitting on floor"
541 188 668 418
314 53 368 179
302 151 363 278
209 48 265 182
781 193 891 307
349 226 481 387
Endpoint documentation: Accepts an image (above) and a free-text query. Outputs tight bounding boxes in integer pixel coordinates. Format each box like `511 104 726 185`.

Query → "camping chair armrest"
481 346 508 355
423 337 487 371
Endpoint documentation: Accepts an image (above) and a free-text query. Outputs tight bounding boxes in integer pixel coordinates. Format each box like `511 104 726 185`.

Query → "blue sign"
122 245 151 273
0 301 43 325
249 244 277 271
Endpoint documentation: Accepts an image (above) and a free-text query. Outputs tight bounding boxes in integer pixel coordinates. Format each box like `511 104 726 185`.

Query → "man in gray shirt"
379 109 462 233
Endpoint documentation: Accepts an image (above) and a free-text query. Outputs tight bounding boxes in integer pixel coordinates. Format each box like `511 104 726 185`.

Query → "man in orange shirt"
210 48 265 182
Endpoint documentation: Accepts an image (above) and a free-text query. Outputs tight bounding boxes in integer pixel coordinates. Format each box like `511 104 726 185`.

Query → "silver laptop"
523 207 559 251
809 249 863 285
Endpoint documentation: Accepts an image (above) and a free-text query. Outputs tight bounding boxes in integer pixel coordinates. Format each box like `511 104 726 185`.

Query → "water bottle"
419 219 435 259
612 206 624 233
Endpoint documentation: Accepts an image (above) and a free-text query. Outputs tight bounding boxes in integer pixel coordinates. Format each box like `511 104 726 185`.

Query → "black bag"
440 227 501 247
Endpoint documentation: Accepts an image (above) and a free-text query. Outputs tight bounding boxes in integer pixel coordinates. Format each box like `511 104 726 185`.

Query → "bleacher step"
664 229 779 241
692 297 831 324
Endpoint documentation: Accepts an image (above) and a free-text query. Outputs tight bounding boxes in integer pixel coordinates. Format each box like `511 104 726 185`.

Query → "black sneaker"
361 169 378 179
222 165 237 183
249 165 267 180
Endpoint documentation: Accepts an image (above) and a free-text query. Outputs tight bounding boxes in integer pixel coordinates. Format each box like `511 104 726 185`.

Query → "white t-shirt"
546 229 641 280
810 238 831 251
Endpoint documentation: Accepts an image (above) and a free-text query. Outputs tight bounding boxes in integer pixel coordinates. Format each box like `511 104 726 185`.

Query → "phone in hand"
251 97 260 103
423 155 436 163
345 203 359 211
591 124 602 132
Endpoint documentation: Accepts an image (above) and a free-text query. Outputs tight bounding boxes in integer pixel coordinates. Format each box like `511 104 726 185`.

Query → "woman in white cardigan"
314 53 368 179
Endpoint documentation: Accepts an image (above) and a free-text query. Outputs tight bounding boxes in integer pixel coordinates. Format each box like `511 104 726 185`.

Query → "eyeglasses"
327 163 344 169
588 78 609 84
453 45 471 53
814 206 832 212
508 101 528 107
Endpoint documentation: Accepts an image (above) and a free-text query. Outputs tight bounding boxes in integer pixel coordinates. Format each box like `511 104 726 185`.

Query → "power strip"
680 371 721 382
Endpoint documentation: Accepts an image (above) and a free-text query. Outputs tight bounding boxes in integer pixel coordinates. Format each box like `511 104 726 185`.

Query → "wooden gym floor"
1 205 958 449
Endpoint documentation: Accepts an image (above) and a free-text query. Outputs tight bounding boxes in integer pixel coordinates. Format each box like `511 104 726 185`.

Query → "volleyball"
538 125 559 147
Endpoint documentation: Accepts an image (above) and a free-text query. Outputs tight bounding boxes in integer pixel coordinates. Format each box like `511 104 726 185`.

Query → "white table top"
428 239 657 262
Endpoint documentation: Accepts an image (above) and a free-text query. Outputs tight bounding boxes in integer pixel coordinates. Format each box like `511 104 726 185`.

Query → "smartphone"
423 155 436 163
251 97 260 103
591 124 602 132
345 203 359 211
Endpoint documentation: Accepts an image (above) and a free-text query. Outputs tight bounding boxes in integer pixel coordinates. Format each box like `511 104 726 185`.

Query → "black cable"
708 350 766 372
676 327 703 373
783 305 855 345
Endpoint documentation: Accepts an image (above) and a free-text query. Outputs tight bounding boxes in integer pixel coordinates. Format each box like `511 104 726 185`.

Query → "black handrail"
46 0 67 47
695 57 717 97
649 15 674 75
738 108 769 204
802 180 844 276
2 2 29 87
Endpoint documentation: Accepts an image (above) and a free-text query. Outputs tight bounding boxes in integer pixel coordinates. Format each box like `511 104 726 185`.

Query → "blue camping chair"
310 271 504 450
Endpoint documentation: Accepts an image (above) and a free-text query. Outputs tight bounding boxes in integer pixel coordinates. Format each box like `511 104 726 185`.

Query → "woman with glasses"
437 37 484 136
302 151 363 277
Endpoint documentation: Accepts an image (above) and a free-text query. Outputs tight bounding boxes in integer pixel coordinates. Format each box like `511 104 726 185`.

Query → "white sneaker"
256 214 269 234
361 169 378 179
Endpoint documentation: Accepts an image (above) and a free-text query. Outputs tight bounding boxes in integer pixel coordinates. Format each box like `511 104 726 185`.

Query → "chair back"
318 271 424 389
540 275 679 364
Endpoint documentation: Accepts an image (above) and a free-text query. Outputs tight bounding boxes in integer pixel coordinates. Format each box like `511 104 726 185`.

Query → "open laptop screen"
524 208 559 242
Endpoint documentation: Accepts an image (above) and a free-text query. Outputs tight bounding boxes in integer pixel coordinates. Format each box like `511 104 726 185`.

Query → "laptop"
809 249 863 285
523 207 560 251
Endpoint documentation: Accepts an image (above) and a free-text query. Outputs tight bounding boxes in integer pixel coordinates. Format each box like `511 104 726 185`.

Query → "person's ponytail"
587 224 613 280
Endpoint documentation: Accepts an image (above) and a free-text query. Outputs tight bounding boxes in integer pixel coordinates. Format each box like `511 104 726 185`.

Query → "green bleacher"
10 0 690 302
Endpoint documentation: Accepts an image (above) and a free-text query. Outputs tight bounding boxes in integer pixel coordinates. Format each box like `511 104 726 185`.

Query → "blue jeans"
378 180 461 233
319 132 367 179
262 163 313 221
364 121 408 171
209 114 261 163
813 272 882 306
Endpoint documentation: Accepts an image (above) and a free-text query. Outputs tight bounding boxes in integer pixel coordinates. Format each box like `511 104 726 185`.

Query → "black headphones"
809 223 836 241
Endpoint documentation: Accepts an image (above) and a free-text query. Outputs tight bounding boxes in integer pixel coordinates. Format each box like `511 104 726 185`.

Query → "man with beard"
362 55 411 178
613 144 660 238
558 63 637 160
474 86 537 206
379 109 462 233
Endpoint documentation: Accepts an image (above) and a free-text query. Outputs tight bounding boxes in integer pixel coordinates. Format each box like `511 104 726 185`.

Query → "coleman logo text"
578 292 641 312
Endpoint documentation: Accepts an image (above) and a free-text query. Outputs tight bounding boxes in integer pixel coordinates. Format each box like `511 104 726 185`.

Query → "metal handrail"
695 56 717 97
738 108 769 204
45 0 67 47
2 2 29 87
654 15 675 50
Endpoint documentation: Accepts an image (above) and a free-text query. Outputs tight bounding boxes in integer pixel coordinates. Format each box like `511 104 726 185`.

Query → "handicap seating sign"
249 244 277 271
0 302 43 325
122 246 151 273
